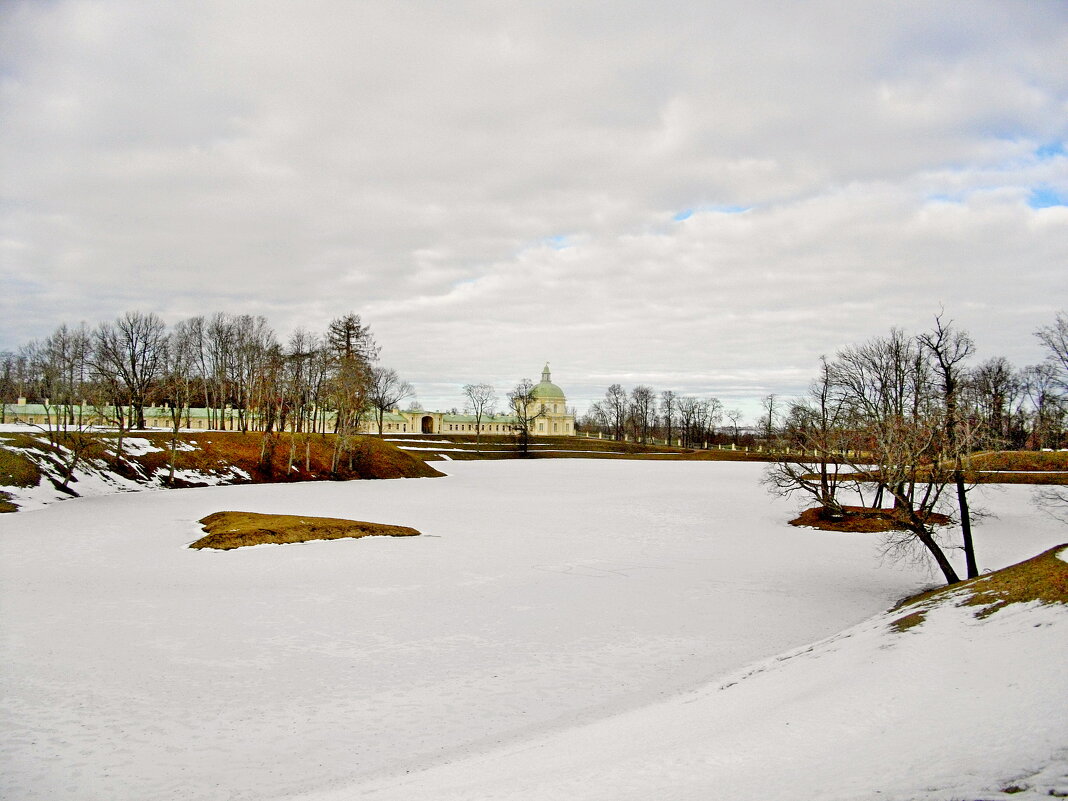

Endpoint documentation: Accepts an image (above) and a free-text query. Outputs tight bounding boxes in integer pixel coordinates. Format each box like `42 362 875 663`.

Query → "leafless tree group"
1 310 414 478
581 384 737 448
764 312 1068 586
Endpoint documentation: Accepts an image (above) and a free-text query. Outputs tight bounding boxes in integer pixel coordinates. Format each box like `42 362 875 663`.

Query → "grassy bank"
0 429 442 511
891 544 1068 632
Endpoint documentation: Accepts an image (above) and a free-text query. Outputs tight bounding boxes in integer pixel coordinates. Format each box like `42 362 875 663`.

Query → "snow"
119 437 165 456
0 451 149 511
332 599 1068 801
383 438 455 443
0 460 1065 800
0 436 252 511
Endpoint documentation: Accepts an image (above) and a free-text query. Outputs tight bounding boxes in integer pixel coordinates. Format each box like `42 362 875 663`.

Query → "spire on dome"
542 363 551 382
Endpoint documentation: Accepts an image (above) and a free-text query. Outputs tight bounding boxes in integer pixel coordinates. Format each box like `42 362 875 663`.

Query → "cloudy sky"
1 1 1066 419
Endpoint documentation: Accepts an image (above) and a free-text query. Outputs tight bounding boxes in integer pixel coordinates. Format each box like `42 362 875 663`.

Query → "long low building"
2 365 576 437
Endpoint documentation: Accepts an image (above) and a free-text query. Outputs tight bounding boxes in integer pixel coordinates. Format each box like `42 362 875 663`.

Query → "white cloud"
2 0 1067 419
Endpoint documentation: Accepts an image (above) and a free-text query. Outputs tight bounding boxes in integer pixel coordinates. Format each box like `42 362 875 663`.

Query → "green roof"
531 363 565 400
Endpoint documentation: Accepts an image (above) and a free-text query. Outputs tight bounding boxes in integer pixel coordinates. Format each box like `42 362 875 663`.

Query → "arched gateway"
421 416 434 434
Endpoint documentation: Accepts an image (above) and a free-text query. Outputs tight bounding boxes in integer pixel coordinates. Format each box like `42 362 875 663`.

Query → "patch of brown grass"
190 510 421 550
969 450 1068 472
824 451 1068 486
0 446 41 488
0 441 43 511
116 431 444 483
789 505 952 533
890 544 1068 632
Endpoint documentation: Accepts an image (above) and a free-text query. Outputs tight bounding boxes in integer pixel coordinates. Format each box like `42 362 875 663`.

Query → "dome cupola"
531 363 565 400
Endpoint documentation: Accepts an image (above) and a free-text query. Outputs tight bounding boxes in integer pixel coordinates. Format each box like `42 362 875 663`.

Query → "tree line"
762 312 1067 587
0 310 420 479
581 385 746 448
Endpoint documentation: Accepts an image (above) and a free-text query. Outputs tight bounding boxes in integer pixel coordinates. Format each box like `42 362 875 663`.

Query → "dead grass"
190 510 422 550
890 543 1068 632
968 450 1068 472
810 451 1068 487
109 431 443 483
789 505 952 533
0 442 44 512
0 446 42 488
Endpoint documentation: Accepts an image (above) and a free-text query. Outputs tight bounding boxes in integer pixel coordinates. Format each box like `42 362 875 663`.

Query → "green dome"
531 363 565 400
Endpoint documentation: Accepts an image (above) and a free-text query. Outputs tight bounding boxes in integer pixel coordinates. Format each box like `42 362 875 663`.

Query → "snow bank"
0 461 1064 800
333 595 1067 801
0 436 249 511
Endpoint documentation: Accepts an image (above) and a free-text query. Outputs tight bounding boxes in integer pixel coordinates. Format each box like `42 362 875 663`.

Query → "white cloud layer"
2 1 1066 416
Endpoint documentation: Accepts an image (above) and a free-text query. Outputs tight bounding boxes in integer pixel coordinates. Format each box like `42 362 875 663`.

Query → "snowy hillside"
337 552 1068 801
1 460 1064 800
0 426 439 512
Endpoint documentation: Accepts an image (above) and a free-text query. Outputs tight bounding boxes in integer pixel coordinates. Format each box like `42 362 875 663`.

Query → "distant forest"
3 310 1066 456
580 312 1067 452
0 311 410 437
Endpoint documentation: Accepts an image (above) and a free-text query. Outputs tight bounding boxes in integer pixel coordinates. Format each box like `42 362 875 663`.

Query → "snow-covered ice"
0 460 1064 800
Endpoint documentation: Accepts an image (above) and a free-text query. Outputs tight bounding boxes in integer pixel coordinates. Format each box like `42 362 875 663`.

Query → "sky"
1 1 1066 420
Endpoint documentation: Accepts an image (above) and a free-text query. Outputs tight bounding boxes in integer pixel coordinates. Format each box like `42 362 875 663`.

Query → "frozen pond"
1 460 1063 800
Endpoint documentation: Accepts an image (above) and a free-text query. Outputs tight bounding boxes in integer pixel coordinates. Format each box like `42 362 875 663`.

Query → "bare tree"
0 351 32 419
92 312 167 430
831 329 962 585
508 378 545 456
44 323 93 430
660 390 677 445
160 321 198 484
20 327 101 490
764 357 848 518
725 408 744 446
1021 363 1064 449
971 357 1022 447
919 314 979 578
677 397 699 448
463 382 497 452
1036 311 1068 392
368 366 413 435
630 385 656 443
603 384 629 441
759 393 780 442
581 401 610 437
230 315 278 432
274 328 326 472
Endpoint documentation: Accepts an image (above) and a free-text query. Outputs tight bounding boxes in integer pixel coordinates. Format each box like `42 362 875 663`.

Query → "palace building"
2 364 575 437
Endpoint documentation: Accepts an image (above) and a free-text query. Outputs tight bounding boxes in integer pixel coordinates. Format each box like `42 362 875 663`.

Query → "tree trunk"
914 525 962 585
956 468 978 578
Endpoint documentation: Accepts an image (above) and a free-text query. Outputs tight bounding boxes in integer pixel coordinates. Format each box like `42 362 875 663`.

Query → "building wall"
3 403 575 436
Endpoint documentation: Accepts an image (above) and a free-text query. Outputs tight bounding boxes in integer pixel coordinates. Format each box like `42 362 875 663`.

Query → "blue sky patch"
1035 142 1065 160
674 205 751 221
1029 185 1067 209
